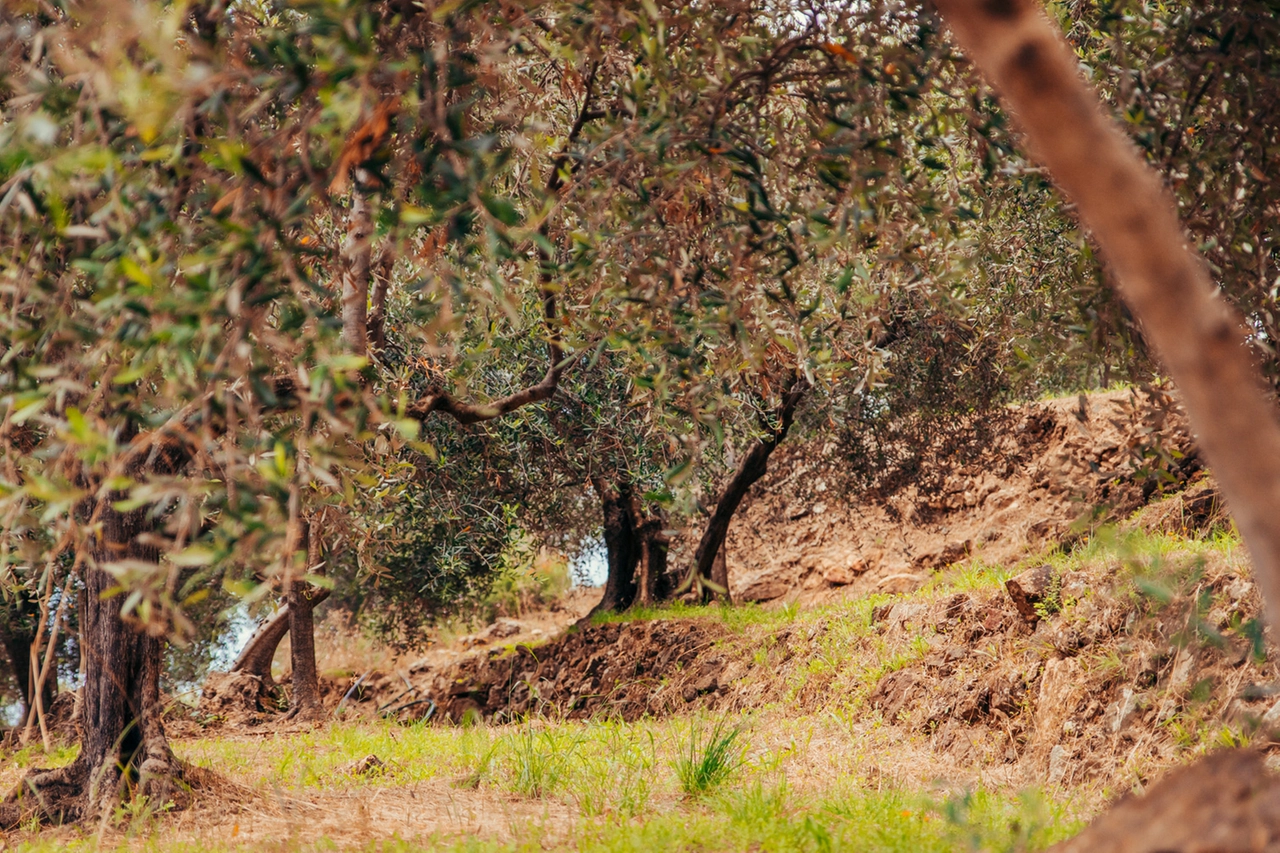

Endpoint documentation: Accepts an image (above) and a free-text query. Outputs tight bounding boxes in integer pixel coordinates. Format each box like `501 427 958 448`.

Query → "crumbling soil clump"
197 671 276 727
392 619 736 723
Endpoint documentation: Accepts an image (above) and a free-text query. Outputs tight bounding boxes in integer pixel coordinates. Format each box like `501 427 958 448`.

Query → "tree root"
0 747 236 829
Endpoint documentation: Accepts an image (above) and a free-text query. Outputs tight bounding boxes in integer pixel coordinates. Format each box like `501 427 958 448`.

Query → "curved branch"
682 373 811 600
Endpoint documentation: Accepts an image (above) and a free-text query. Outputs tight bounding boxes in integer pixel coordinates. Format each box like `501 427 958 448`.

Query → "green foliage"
673 717 748 798
501 723 583 798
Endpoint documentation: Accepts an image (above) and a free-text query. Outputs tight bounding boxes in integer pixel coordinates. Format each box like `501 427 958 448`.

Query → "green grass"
591 599 803 633
4 782 1084 852
673 717 747 797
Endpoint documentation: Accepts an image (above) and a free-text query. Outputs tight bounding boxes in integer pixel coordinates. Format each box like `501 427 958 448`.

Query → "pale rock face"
1047 744 1070 786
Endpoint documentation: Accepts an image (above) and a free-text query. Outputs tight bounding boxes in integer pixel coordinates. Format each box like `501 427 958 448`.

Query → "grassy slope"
3 526 1260 852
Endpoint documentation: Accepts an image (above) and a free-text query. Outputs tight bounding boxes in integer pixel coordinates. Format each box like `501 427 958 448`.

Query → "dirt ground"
712 387 1193 601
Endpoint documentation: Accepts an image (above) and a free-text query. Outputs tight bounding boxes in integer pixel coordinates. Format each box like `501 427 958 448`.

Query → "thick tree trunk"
688 376 809 602
285 519 326 721
3 499 178 827
635 517 670 608
0 596 57 723
586 478 642 617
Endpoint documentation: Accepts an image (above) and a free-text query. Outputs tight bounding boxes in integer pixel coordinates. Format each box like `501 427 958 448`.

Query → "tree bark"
930 0 1280 630
635 517 670 608
707 547 730 606
230 607 291 685
228 590 331 691
285 518 327 721
366 251 393 356
339 192 373 358
586 478 642 617
0 595 57 724
3 497 179 827
688 375 809 602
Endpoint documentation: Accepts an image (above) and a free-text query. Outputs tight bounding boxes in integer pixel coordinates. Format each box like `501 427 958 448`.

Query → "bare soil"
725 386 1196 601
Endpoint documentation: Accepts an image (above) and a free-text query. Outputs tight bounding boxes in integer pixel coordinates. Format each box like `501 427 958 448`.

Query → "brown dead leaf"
329 98 398 194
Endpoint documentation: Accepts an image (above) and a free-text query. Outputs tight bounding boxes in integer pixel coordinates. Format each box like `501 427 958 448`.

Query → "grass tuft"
674 717 748 798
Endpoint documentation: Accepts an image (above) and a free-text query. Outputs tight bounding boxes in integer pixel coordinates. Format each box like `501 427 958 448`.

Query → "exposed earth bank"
724 385 1198 602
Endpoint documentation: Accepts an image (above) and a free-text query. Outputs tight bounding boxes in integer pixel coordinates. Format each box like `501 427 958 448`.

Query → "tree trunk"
229 590 331 692
230 607 291 685
688 375 809 601
707 547 730 606
0 595 57 724
3 499 179 827
339 192 373 358
285 519 327 721
366 251 393 356
586 478 642 617
635 517 670 608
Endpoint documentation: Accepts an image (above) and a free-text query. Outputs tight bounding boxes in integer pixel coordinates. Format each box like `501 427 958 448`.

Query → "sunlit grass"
5 779 1084 853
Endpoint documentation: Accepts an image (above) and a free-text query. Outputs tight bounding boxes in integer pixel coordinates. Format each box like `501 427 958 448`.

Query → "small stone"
1005 565 1058 623
1110 687 1140 734
886 603 927 633
1260 698 1280 733
821 559 866 586
1169 648 1196 691
944 593 970 620
344 754 387 777
1048 744 1069 786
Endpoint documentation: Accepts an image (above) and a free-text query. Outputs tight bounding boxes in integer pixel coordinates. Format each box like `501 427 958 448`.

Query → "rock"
737 573 791 602
1047 744 1069 786
820 559 866 586
1032 658 1082 757
1005 564 1059 623
682 674 719 702
1225 577 1254 604
1109 687 1140 734
343 754 387 776
885 603 927 633
486 619 523 639
980 606 1009 634
872 670 924 720
1260 698 1280 735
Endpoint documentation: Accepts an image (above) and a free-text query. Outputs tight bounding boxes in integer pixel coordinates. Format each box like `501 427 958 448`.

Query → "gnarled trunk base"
2 567 179 827
2 498 181 828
